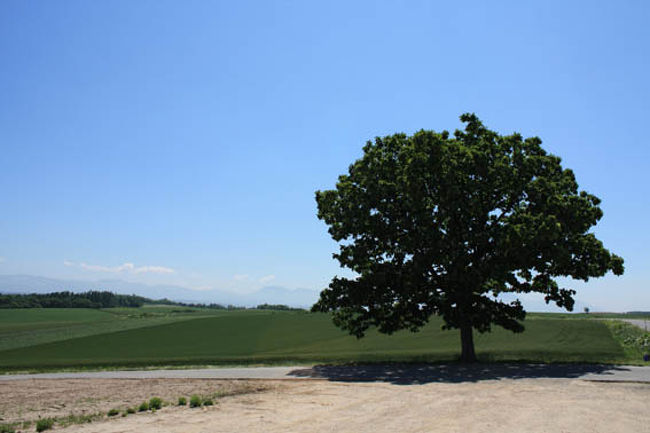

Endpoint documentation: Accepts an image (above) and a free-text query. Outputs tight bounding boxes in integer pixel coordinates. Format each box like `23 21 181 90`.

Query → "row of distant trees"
0 291 303 311
255 303 304 311
0 291 150 309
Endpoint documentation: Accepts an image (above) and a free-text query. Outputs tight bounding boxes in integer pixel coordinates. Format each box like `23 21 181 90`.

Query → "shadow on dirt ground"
288 363 626 384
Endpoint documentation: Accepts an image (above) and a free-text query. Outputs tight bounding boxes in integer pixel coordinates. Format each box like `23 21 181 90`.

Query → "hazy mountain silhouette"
0 274 595 312
0 274 320 308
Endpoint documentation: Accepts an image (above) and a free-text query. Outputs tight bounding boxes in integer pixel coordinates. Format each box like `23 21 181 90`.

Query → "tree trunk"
460 324 477 363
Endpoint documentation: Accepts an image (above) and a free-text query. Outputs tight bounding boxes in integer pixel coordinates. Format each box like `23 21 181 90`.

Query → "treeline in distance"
0 291 305 311
0 291 151 309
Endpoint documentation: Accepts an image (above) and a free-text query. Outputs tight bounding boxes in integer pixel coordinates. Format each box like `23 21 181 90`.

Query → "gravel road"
1 363 649 382
622 318 649 331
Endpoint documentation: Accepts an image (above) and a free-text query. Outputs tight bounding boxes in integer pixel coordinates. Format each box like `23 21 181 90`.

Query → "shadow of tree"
288 363 626 384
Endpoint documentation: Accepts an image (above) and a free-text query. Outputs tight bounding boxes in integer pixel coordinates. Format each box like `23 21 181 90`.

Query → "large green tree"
313 114 624 362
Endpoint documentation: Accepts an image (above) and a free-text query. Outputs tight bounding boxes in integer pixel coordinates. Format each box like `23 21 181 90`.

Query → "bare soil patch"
1 378 648 433
0 378 278 428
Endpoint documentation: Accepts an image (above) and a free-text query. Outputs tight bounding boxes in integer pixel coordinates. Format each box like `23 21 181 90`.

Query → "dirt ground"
0 379 277 427
1 378 649 433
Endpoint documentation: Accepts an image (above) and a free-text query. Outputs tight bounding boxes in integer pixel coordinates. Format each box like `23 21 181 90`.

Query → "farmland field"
0 306 234 352
0 307 635 371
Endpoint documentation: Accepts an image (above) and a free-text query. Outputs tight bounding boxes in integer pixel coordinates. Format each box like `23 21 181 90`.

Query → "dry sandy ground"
0 379 277 427
1 378 649 433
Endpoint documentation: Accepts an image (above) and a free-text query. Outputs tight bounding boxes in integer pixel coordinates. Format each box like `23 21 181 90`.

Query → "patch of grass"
107 408 120 417
0 423 16 433
0 310 637 369
203 398 214 406
605 320 650 363
126 407 136 414
0 307 232 352
189 395 202 408
138 401 149 412
2 413 103 431
57 412 103 427
178 396 187 406
35 418 54 432
149 397 162 410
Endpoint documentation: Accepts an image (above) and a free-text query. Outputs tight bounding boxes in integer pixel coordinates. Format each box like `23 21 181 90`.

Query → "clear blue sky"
1 1 648 310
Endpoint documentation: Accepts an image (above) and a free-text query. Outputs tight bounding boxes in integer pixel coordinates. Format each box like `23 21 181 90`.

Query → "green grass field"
0 307 642 372
0 306 237 352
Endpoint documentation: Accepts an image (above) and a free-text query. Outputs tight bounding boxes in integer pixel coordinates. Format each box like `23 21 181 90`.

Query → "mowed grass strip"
0 308 111 329
0 309 117 351
0 311 625 370
0 307 237 352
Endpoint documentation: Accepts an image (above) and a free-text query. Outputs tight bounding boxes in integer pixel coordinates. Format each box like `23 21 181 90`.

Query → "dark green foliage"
179 302 227 309
178 397 187 406
151 299 227 309
0 291 148 309
138 401 149 412
189 395 202 408
126 407 136 414
256 304 305 311
35 418 54 432
313 114 624 362
0 291 228 310
203 398 214 406
107 408 119 417
149 397 162 410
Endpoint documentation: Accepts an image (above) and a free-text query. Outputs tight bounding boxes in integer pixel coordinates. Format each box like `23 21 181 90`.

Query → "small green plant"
126 407 136 414
189 394 202 408
149 397 163 410
178 396 187 406
36 418 54 432
607 321 650 362
138 401 149 412
203 398 214 406
107 408 120 417
58 412 103 427
0 424 16 433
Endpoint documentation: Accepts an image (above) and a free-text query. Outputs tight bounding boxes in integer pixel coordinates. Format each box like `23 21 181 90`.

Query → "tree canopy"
0 291 149 309
313 113 624 362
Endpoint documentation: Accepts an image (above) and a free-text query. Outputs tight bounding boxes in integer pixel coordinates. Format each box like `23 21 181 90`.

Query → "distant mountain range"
0 274 321 308
0 274 597 312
